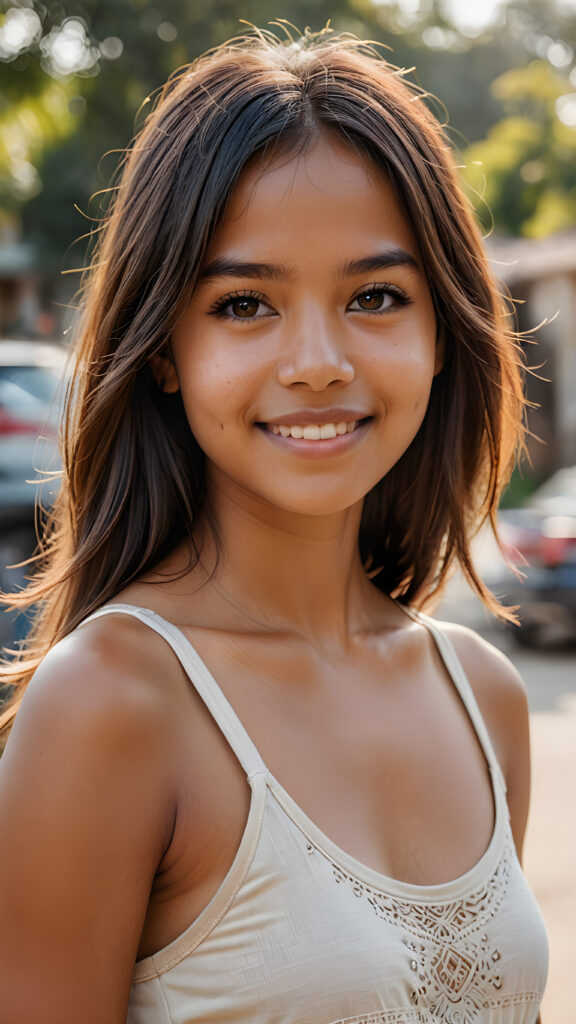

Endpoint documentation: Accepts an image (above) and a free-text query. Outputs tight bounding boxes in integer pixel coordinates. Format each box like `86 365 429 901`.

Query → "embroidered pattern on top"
306 834 514 1024
484 992 543 1008
331 1012 428 1023
330 997 540 1024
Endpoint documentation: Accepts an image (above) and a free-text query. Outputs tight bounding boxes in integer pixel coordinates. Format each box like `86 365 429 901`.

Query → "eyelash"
208 290 274 319
348 282 412 313
208 282 412 321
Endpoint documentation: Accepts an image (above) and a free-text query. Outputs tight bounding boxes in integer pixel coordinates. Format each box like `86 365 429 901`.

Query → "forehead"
206 133 420 267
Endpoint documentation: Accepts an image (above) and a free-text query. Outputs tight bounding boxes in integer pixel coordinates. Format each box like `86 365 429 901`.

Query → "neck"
193 476 379 648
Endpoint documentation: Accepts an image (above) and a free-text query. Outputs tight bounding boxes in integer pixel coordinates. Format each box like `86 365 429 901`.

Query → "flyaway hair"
0 27 527 736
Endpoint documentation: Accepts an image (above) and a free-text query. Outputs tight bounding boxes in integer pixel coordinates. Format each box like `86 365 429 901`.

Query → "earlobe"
150 353 180 394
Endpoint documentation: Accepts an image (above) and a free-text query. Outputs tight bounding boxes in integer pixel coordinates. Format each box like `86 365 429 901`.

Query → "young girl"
0 28 548 1024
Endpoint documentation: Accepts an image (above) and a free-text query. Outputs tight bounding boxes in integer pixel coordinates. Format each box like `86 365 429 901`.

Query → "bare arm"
487 653 542 1024
0 626 177 1024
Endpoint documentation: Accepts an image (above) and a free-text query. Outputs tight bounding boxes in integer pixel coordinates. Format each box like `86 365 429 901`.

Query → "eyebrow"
199 247 420 283
199 258 288 282
338 249 420 277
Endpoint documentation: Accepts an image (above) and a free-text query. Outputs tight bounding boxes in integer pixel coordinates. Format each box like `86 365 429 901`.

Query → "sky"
442 0 507 32
431 0 576 34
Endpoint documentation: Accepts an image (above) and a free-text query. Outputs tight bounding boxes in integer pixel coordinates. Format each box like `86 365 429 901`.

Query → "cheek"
370 334 437 396
403 367 436 424
175 350 257 446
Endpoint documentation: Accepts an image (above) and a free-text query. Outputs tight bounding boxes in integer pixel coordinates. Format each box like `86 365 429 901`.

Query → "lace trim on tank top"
340 845 511 1016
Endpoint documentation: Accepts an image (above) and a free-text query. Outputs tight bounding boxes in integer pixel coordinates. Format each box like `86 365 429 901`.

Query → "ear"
433 326 445 376
150 351 180 394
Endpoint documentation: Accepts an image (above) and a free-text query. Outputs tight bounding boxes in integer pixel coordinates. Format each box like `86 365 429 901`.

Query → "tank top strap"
398 605 507 794
79 603 267 781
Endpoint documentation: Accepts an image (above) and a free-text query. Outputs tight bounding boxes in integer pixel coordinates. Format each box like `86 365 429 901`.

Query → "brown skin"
0 139 535 1023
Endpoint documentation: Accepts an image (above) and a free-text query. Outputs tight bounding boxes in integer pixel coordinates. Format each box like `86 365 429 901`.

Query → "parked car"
0 339 68 647
498 466 576 647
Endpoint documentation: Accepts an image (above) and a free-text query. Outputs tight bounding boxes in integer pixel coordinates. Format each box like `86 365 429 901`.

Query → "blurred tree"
2 0 423 275
2 0 576 282
462 59 576 236
0 74 76 209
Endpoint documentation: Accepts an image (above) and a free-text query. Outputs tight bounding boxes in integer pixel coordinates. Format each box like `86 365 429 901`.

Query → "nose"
276 310 355 391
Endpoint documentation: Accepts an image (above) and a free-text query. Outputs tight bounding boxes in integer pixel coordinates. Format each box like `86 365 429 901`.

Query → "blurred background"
1 0 575 1019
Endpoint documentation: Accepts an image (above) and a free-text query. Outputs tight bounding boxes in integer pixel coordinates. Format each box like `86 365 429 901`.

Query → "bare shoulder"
435 619 528 712
1 610 184 871
8 611 182 763
433 618 531 857
0 613 182 1022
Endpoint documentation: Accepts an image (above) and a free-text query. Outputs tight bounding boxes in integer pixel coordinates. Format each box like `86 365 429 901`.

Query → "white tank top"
83 603 548 1024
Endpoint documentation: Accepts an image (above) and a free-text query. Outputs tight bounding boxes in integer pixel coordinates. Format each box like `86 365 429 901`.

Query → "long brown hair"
1 28 526 733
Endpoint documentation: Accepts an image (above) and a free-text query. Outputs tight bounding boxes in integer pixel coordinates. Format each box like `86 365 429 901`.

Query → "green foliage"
462 60 576 237
498 464 540 508
3 0 576 274
6 0 418 272
0 78 77 209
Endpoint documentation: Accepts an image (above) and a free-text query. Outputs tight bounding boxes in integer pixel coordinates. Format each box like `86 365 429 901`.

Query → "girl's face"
168 133 441 519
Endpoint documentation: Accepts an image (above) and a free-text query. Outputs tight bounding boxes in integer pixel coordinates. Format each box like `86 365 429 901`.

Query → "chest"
177 631 495 885
139 624 495 961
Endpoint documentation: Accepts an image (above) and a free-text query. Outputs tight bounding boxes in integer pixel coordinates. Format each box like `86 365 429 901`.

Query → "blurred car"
0 339 67 524
498 466 576 647
0 339 68 646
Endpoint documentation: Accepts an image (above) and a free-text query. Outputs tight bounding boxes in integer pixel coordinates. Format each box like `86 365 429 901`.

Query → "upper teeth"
269 421 357 439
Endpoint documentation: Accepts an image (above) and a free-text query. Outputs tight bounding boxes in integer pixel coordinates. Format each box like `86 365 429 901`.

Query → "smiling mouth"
263 419 365 440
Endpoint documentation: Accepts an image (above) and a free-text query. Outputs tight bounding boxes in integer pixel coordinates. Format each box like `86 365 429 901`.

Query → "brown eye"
349 285 410 314
211 291 276 321
355 290 387 311
231 296 260 318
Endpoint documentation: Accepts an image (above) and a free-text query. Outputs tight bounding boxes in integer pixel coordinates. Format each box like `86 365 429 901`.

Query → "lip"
257 416 371 459
258 408 371 428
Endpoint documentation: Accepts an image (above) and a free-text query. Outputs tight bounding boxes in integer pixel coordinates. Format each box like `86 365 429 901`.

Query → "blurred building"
0 215 57 339
488 231 576 476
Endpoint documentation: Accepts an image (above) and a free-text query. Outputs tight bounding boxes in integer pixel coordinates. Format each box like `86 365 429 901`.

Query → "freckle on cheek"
219 422 224 431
